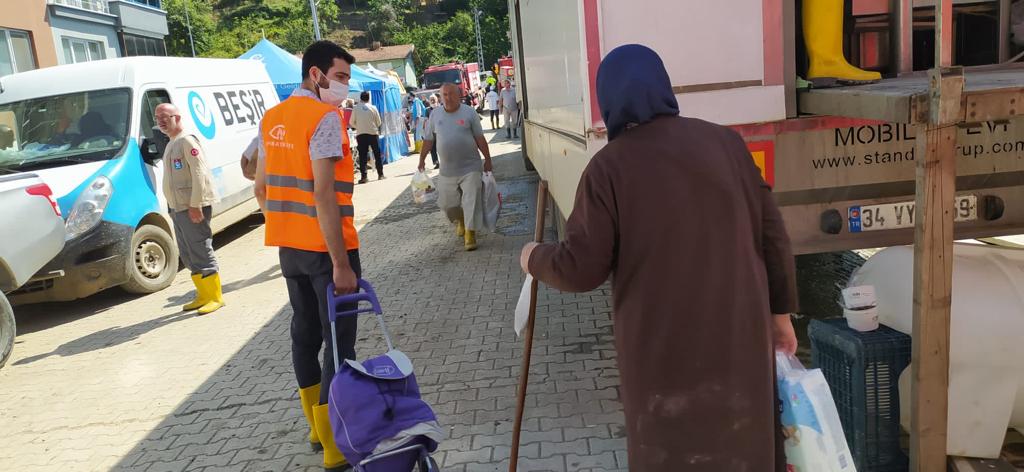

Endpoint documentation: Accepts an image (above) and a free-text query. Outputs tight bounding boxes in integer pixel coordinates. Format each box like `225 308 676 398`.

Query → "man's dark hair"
360 91 370 102
301 41 355 80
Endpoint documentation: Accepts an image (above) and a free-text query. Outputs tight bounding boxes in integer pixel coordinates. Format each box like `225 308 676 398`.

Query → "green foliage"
164 0 510 76
393 2 511 73
165 0 346 58
163 0 216 57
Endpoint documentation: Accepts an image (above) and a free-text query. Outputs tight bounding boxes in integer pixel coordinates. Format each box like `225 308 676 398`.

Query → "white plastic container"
844 306 879 332
850 243 1024 458
842 285 877 310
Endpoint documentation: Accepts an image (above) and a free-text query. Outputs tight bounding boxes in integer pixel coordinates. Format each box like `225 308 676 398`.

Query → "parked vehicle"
497 56 514 81
0 173 66 367
420 62 482 104
507 0 1024 254
0 57 279 304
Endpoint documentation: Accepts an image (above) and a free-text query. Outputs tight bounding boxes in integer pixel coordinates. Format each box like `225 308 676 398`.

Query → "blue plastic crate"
808 318 911 472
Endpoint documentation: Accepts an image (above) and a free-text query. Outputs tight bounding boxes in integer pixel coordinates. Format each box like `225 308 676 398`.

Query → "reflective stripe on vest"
262 95 359 252
266 174 355 194
265 200 355 218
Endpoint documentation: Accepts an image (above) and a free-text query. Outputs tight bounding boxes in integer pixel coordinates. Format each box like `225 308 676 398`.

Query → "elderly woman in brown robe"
520 45 799 471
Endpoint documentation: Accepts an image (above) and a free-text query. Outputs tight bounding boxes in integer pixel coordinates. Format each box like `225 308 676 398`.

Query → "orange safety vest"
261 95 359 252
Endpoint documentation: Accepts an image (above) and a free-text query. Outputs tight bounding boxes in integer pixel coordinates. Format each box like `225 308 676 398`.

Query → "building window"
0 29 38 77
61 37 107 64
126 0 162 8
122 34 166 57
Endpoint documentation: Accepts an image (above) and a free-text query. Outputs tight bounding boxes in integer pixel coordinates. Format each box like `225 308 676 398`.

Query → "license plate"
849 195 977 233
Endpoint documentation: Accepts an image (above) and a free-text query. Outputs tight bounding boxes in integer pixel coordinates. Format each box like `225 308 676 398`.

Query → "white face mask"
316 71 348 106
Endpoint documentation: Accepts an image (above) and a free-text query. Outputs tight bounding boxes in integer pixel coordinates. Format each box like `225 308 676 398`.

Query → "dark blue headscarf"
596 44 679 141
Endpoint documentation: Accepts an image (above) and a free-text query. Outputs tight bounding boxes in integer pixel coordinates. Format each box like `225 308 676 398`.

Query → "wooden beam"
999 0 1012 64
937 0 953 67
910 66 963 472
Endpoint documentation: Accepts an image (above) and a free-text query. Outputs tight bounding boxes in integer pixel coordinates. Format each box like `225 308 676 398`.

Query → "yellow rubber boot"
803 0 881 86
298 384 322 451
197 273 225 315
455 216 466 237
183 274 209 311
313 403 349 471
464 230 478 251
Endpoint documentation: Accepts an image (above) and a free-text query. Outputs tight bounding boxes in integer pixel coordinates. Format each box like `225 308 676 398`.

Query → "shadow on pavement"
13 311 196 365
109 144 618 472
15 212 268 337
13 290 139 336
163 264 283 309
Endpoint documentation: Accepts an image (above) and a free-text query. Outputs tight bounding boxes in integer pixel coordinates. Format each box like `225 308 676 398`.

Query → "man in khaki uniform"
155 103 224 315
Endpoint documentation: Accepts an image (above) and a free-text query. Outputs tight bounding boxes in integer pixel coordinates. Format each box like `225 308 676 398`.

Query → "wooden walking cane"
509 180 548 472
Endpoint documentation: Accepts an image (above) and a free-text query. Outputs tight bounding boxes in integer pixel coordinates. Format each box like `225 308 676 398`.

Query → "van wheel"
122 224 178 294
0 293 15 369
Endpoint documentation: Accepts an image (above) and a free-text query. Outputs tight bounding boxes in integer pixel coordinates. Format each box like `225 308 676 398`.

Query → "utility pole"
473 9 485 66
184 0 196 57
309 0 322 40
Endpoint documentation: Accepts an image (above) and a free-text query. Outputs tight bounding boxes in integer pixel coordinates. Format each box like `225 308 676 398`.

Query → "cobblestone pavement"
0 130 627 472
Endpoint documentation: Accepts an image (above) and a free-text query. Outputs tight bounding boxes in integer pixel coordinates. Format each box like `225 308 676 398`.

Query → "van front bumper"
9 221 134 305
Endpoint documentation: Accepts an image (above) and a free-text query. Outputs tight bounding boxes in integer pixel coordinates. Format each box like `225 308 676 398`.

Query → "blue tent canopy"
349 64 409 163
239 39 302 101
239 42 410 163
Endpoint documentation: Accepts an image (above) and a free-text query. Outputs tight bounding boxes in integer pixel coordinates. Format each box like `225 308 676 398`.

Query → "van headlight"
65 176 113 240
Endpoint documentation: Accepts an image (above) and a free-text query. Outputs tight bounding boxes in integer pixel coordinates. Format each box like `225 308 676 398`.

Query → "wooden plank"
1000 0 1012 63
798 87 917 123
671 80 763 94
910 67 963 472
798 65 1024 123
938 0 953 67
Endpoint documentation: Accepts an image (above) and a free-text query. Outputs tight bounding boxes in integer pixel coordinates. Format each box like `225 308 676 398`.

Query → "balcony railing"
49 0 110 15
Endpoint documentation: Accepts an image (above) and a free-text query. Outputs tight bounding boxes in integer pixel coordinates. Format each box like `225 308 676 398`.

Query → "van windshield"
0 88 131 174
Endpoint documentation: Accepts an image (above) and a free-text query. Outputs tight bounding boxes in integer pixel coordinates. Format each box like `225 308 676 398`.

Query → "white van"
0 57 280 303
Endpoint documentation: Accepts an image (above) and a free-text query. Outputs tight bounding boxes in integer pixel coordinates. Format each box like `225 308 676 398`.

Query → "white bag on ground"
776 352 857 472
410 170 436 204
482 171 501 232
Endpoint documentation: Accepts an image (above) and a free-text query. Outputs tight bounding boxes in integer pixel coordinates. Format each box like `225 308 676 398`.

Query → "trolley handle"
327 279 383 321
327 279 395 372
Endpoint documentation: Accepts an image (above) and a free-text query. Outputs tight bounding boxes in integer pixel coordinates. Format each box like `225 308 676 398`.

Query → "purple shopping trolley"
327 279 442 472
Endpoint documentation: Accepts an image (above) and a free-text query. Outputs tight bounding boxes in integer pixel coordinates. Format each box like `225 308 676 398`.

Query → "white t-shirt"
485 91 499 111
499 88 518 111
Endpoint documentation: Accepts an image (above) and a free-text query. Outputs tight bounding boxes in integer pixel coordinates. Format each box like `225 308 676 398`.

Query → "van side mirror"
141 138 160 163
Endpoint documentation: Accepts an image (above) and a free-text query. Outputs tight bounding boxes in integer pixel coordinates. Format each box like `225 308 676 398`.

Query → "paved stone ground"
0 130 627 472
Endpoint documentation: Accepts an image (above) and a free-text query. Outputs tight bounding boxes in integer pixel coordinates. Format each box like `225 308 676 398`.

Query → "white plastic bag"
410 170 436 204
482 171 501 232
776 352 857 472
514 274 534 337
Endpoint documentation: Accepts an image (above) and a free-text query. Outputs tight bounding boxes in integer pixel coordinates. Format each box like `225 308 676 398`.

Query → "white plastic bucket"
844 306 879 332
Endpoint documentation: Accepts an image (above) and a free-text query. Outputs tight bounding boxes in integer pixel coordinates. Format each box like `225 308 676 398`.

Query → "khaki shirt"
350 102 382 136
161 134 216 212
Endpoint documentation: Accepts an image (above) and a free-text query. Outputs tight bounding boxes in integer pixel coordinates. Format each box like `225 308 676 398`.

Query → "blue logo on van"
188 91 217 139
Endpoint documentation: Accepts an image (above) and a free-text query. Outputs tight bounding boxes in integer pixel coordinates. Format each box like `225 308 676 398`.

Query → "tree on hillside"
366 0 404 45
166 0 344 58
164 0 216 57
393 6 510 72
